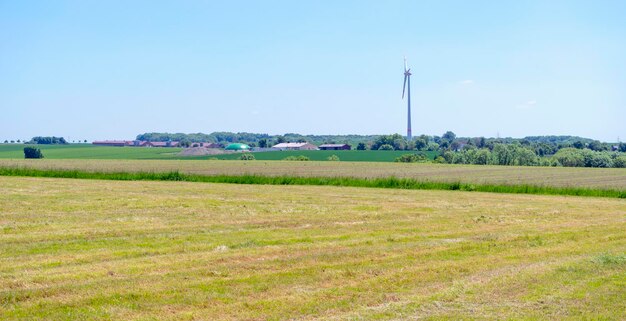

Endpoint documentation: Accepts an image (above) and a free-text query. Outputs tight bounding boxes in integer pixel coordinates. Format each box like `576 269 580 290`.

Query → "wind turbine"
402 57 412 141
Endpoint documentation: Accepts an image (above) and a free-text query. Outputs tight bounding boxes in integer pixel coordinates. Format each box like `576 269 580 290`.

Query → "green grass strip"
0 167 624 198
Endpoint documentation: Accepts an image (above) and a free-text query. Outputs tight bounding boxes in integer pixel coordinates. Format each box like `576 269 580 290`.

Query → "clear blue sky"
1 0 625 142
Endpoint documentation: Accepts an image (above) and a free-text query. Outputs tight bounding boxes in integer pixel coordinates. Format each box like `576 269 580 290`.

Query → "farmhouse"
272 142 318 150
319 144 351 150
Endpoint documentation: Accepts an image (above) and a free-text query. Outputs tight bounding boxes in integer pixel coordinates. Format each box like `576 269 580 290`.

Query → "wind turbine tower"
402 57 412 141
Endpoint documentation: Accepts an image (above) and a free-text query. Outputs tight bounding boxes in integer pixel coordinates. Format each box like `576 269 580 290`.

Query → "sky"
1 0 625 142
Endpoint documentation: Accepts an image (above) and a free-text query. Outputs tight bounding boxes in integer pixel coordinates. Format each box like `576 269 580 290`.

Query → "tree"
477 137 486 148
378 144 394 151
371 134 405 150
3 140 7 144
442 131 456 142
587 140 604 151
84 140 88 143
29 136 68 144
572 141 585 149
327 155 340 161
356 142 367 150
275 136 286 144
413 138 427 150
553 148 585 167
258 139 268 148
24 147 44 159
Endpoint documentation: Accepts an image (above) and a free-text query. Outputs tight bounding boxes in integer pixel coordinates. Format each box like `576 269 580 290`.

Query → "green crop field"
1 176 625 320
0 144 183 159
210 150 439 162
2 159 625 190
0 144 437 162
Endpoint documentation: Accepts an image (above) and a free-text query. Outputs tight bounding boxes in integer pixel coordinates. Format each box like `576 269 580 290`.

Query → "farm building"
92 140 181 147
319 144 351 150
145 141 180 147
225 143 251 151
272 142 318 150
92 140 131 147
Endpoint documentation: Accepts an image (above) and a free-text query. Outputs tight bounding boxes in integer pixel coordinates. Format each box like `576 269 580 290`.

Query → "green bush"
433 156 446 164
24 147 44 159
395 153 427 163
613 155 626 168
239 154 255 160
553 148 585 167
326 155 340 161
283 155 310 161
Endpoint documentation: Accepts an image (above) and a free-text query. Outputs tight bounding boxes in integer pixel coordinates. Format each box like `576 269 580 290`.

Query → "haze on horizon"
1 1 625 142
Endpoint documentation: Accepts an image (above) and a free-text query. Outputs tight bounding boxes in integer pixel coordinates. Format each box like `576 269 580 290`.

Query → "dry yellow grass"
2 159 625 190
1 176 625 320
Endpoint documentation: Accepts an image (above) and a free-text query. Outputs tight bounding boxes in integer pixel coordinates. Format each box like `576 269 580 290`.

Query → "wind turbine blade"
402 75 407 99
404 57 407 72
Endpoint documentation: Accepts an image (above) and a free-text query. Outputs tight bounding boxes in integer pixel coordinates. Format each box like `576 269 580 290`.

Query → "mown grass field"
2 159 625 190
1 176 625 320
0 144 437 162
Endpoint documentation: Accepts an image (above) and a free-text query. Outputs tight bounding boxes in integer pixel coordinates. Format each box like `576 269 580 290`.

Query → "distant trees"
377 144 394 151
258 139 268 148
442 131 456 143
24 147 43 159
356 142 367 150
29 136 67 144
372 134 406 150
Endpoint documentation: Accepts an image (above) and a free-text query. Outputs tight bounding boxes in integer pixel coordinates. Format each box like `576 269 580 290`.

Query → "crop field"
0 144 183 159
209 150 439 162
2 159 625 190
0 144 437 162
1 176 625 320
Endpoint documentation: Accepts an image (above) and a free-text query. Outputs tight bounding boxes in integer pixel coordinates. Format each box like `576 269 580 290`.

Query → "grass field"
0 144 437 162
2 159 625 190
1 176 625 320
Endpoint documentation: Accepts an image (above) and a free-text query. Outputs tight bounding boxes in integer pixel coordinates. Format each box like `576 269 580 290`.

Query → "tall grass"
0 166 624 198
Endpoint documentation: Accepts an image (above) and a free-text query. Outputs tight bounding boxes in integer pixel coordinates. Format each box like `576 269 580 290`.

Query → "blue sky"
1 0 624 142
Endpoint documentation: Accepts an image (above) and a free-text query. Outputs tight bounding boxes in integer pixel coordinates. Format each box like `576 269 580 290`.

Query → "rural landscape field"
3 1 626 320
